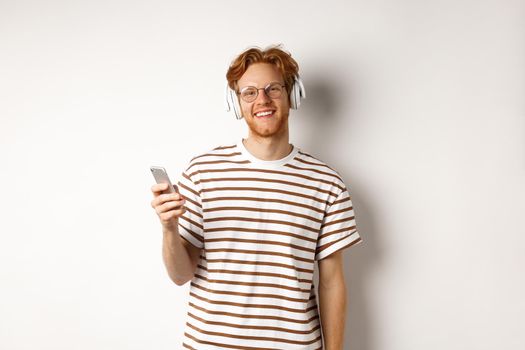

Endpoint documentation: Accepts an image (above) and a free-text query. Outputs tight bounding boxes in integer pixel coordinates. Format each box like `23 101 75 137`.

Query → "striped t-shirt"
175 138 363 350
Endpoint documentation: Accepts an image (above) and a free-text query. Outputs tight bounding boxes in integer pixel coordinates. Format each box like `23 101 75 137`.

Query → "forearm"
318 281 347 350
162 226 194 285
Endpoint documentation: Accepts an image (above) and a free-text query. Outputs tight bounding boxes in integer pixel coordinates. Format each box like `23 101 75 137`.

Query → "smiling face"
236 63 290 139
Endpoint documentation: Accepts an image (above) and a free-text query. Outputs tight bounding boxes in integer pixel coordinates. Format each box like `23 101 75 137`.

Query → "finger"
160 207 186 222
152 193 184 210
159 192 184 203
157 199 186 214
151 194 170 209
152 193 174 208
151 183 168 195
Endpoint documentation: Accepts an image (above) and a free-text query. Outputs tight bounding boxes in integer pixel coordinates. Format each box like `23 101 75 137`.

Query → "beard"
244 112 289 139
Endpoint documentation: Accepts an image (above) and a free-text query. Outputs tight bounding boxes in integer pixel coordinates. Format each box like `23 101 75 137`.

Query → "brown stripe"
203 186 329 205
317 237 363 261
186 321 322 345
182 342 196 350
205 248 313 264
320 216 355 229
197 264 312 285
197 176 339 198
179 172 200 197
191 280 309 303
184 206 203 219
332 193 351 206
189 291 318 313
295 154 333 170
204 206 322 224
189 167 342 189
188 311 320 334
184 331 273 350
178 179 202 203
192 159 250 167
297 151 339 173
188 302 319 324
285 162 343 183
204 237 315 253
205 216 319 233
213 144 237 150
179 211 204 230
205 258 314 274
316 230 360 254
203 196 325 214
320 226 357 240
179 223 204 243
325 206 353 218
190 151 242 163
206 226 317 244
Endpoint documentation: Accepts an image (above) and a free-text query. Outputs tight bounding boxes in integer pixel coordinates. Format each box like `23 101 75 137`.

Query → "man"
150 45 363 350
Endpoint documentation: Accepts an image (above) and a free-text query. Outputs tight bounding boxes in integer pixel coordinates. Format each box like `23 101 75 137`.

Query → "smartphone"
150 166 178 194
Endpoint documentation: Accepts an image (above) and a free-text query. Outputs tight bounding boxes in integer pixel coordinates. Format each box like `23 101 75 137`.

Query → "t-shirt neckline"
237 138 299 168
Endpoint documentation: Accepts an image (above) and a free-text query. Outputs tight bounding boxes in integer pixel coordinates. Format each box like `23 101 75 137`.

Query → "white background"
1 0 524 349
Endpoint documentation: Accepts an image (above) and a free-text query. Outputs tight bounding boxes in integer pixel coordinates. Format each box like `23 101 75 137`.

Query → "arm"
162 225 201 286
151 183 202 286
318 250 347 350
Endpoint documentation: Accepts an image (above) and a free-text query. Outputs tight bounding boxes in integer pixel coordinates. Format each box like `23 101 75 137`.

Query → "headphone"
225 75 306 120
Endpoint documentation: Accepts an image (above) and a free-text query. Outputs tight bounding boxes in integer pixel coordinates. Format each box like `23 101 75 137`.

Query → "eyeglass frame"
236 82 287 103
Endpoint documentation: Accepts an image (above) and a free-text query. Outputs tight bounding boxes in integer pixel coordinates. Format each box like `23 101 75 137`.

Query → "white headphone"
225 75 306 120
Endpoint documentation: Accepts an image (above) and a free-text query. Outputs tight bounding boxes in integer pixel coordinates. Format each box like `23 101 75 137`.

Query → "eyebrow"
238 81 285 88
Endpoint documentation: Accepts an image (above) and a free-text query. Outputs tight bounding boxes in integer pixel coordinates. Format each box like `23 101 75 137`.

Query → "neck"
242 132 292 161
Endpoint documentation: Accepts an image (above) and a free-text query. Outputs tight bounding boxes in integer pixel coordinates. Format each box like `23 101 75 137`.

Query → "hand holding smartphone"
150 166 186 232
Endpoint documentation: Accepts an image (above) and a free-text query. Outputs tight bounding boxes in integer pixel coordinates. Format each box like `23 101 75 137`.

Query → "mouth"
253 110 276 118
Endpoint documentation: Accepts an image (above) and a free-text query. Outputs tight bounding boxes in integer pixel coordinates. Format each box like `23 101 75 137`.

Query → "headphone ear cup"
232 90 242 120
290 76 305 109
290 81 298 109
225 85 243 120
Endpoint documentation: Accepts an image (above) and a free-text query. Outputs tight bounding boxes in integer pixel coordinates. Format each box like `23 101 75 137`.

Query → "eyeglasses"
237 82 286 103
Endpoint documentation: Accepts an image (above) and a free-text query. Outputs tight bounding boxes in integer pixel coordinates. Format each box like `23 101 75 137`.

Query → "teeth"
255 111 273 117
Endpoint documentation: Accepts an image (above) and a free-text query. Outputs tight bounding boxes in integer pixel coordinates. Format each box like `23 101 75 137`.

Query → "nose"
255 88 272 104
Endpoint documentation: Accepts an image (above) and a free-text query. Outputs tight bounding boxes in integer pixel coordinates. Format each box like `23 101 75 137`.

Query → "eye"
269 84 282 92
241 87 256 98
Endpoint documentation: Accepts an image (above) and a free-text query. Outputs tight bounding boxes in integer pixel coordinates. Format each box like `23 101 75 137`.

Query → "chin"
244 111 289 137
249 124 288 138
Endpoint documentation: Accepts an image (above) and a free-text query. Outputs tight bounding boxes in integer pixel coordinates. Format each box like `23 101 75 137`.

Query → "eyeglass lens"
240 83 283 102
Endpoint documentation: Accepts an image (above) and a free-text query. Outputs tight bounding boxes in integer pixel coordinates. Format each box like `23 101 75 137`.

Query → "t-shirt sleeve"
315 187 363 261
176 168 204 249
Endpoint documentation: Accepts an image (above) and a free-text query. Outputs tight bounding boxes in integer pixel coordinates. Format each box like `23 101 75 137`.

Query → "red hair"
226 45 300 96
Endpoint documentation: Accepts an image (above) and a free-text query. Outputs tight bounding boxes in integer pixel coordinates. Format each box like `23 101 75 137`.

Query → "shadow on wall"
304 77 341 118
297 75 342 156
305 74 380 350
